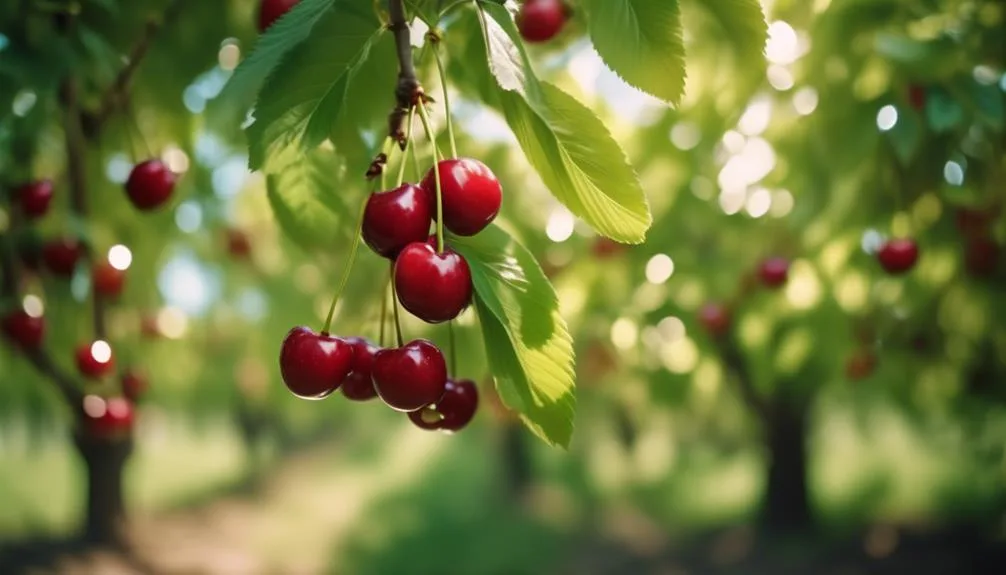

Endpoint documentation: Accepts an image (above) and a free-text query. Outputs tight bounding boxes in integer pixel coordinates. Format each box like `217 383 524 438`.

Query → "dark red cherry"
17 180 54 219
907 83 927 111
699 303 730 338
75 341 116 379
592 237 627 259
258 0 300 32
1 309 45 349
279 326 354 400
42 237 83 277
421 158 502 236
877 238 919 275
372 339 447 412
226 228 252 259
340 337 380 401
125 159 176 211
362 183 432 259
845 349 877 381
517 0 568 44
964 237 1000 277
394 242 472 324
121 369 147 402
758 257 789 288
437 378 478 432
92 261 126 298
82 396 135 438
408 407 443 430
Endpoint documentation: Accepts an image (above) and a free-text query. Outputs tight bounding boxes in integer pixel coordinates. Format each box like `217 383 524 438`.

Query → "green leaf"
213 0 335 118
246 5 383 173
688 0 766 75
925 88 964 133
475 4 652 243
264 147 355 250
581 0 687 104
451 225 576 449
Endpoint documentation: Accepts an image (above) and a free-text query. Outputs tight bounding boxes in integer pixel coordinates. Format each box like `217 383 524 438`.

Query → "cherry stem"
378 278 388 348
380 137 394 190
321 196 368 335
415 103 444 254
447 320 457 377
395 106 416 188
389 263 405 347
431 45 458 159
410 134 421 181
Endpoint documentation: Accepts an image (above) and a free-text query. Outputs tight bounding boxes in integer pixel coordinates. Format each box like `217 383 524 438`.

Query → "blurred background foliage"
1 0 1005 572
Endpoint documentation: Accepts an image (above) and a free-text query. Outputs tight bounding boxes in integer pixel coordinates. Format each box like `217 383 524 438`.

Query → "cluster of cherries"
279 156 503 433
1 159 174 439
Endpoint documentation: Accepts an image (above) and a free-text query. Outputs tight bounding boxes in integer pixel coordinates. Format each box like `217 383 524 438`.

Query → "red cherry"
82 396 135 438
1 309 45 349
258 0 300 32
758 257 789 288
41 237 83 277
17 180 54 219
408 407 444 430
125 159 177 211
877 238 919 275
955 207 996 236
907 83 927 111
278 326 354 400
121 370 147 402
699 303 730 337
362 183 432 259
592 237 627 259
394 242 472 324
845 350 877 381
372 339 447 412
437 378 479 432
421 158 502 236
964 237 1000 277
75 341 116 379
92 261 126 298
340 337 380 401
226 228 252 259
517 0 568 43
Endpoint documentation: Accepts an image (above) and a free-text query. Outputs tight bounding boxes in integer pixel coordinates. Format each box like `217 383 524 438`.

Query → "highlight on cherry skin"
362 183 433 259
76 340 116 380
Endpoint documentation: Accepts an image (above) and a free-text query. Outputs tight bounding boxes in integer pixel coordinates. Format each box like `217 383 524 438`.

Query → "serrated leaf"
213 0 335 118
246 6 383 173
264 148 356 250
581 0 686 104
475 4 652 243
451 225 576 449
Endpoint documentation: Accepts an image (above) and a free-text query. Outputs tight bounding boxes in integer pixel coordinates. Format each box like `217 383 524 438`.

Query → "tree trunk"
761 404 813 533
74 434 133 547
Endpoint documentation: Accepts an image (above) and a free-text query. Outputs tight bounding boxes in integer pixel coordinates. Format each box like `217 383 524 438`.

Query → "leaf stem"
321 197 368 335
415 103 444 253
396 106 416 187
438 0 472 20
389 263 405 346
431 44 458 158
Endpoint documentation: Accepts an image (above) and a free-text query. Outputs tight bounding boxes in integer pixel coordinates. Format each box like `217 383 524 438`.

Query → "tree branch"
387 0 424 148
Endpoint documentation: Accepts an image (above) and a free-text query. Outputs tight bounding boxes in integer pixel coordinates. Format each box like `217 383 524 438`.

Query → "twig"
387 0 425 146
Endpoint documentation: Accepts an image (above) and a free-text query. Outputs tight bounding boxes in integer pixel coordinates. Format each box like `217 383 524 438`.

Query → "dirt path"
26 426 444 575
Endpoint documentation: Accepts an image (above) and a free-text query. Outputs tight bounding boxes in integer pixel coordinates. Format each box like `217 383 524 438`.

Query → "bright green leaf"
452 225 576 449
246 6 383 173
581 0 686 104
688 0 766 76
264 147 356 250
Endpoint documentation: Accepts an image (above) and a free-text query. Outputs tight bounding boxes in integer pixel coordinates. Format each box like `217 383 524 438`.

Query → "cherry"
1 309 45 349
437 378 479 432
408 407 444 430
907 83 927 111
92 261 126 298
362 183 432 259
17 180 54 219
964 237 1000 277
125 159 176 211
121 370 147 402
592 237 627 259
699 302 731 338
758 257 789 288
517 0 568 44
75 341 116 379
955 207 996 236
226 228 252 259
421 158 502 236
279 326 354 400
258 0 300 32
876 238 919 275
394 242 472 323
340 337 380 401
82 396 135 438
372 339 447 412
42 237 83 277
845 349 877 381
